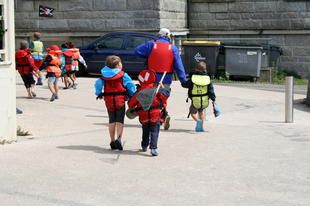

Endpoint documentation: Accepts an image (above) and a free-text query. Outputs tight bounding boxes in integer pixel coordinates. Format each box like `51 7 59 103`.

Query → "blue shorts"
21 74 35 88
48 77 60 84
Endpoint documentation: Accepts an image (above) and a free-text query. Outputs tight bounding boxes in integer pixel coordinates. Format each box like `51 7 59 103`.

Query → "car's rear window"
126 35 155 50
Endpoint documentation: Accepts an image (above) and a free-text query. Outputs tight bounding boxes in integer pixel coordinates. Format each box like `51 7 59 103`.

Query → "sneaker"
200 128 204 132
68 83 72 88
31 91 36 98
150 149 159 156
27 96 32 99
141 144 148 152
110 141 117 150
50 92 57 101
36 77 43 85
195 119 202 132
16 108 23 114
163 115 170 130
72 82 78 89
63 87 69 90
55 96 59 100
115 139 123 150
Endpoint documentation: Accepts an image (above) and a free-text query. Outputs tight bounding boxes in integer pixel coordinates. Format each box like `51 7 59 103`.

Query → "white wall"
0 0 16 142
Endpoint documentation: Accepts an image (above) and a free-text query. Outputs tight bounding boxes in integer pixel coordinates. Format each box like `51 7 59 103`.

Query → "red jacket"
15 49 37 76
128 84 169 125
101 71 127 112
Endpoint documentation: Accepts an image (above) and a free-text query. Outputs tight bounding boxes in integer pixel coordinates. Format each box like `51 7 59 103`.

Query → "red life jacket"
63 50 73 73
101 71 127 112
131 84 164 125
148 42 174 74
16 49 33 75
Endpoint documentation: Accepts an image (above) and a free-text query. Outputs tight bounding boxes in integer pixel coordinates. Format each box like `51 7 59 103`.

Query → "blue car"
76 32 157 76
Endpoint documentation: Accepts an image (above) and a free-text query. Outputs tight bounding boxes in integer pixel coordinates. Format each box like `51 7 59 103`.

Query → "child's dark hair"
61 43 69 49
105 55 121 68
196 62 207 71
67 41 75 49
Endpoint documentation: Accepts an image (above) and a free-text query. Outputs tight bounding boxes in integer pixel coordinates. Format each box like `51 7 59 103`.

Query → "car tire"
76 63 85 77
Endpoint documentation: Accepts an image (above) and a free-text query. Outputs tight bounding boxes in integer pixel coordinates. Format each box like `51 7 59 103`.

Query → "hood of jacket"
16 49 30 58
101 66 121 78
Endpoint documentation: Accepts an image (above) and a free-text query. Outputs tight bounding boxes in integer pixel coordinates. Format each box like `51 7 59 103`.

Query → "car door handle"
114 53 120 56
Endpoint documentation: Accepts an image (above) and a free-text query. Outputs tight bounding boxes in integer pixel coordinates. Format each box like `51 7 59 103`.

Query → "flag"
39 5 54 17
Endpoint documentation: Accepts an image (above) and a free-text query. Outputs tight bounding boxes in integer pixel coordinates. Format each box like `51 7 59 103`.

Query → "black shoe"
115 139 123 150
110 141 117 150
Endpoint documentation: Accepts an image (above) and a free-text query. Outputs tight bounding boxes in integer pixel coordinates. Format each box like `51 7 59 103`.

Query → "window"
96 35 125 50
126 35 155 50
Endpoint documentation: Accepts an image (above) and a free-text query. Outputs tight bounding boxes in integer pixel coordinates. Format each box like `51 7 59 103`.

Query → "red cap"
47 45 59 51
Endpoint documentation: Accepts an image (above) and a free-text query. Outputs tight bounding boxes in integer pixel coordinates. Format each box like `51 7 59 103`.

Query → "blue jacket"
135 37 187 84
95 66 136 97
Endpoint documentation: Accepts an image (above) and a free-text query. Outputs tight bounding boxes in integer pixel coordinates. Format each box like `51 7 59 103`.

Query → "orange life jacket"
46 51 63 78
148 42 174 74
69 48 80 66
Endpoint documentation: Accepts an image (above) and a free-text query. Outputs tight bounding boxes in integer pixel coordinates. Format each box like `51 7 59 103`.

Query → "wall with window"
0 0 16 141
189 0 310 78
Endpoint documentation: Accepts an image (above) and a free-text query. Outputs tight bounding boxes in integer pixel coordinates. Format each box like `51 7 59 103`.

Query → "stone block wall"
189 0 310 79
15 0 187 49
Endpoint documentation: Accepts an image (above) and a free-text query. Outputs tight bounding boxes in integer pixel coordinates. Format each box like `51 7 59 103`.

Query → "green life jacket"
31 41 43 58
191 74 211 109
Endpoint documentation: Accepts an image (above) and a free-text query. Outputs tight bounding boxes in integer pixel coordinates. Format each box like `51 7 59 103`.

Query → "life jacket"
46 51 63 78
69 48 80 66
31 41 43 59
148 41 174 74
63 50 73 73
191 74 211 109
101 71 127 112
16 49 33 75
133 85 164 125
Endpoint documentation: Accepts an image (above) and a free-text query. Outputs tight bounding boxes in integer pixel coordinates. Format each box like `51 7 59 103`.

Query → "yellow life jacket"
31 41 43 58
69 48 80 66
191 74 210 109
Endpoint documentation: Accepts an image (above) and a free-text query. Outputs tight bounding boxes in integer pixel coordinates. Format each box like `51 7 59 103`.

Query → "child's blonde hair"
33 32 41 40
196 62 207 71
105 55 121 68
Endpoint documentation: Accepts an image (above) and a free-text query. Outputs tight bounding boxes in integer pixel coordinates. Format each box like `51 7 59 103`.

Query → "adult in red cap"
39 45 64 101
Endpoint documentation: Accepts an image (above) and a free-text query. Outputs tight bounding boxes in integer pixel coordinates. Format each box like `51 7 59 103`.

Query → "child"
60 43 74 89
181 62 216 132
95 55 136 150
39 45 63 101
128 69 170 156
67 41 87 89
15 40 38 99
30 32 44 85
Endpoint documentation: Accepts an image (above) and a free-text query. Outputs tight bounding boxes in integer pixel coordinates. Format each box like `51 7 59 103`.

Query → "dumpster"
261 45 283 68
182 41 220 78
224 45 263 80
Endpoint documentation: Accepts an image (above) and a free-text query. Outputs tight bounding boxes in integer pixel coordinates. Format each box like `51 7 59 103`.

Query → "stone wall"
189 0 310 79
15 0 187 48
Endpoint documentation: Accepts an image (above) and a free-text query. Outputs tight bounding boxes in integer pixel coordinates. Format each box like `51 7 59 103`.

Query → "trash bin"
182 41 220 78
259 44 283 68
224 45 263 80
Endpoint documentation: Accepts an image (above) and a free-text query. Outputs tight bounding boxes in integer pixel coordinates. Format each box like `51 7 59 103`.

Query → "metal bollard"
285 76 294 123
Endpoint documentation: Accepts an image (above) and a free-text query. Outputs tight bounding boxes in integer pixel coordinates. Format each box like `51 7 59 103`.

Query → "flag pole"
37 5 39 32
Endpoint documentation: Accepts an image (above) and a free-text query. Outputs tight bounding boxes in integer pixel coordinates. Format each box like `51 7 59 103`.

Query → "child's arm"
122 73 136 97
208 82 216 102
94 78 105 98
